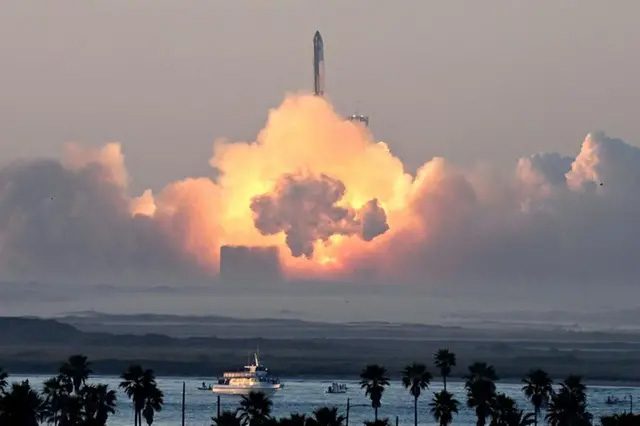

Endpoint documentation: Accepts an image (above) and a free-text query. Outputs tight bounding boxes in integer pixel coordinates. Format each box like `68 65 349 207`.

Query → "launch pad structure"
313 30 369 127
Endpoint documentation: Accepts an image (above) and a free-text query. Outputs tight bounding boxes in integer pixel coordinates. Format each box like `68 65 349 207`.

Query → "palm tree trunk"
414 397 418 426
534 407 538 426
375 406 378 421
443 375 447 391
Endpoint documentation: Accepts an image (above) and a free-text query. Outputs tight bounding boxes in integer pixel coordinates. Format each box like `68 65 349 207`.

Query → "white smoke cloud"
0 123 639 296
348 131 640 289
0 149 204 286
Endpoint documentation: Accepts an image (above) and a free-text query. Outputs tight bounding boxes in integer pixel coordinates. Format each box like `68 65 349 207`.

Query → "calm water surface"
10 375 638 425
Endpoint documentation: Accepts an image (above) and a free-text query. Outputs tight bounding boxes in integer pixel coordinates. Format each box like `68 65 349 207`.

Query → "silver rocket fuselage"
313 31 324 96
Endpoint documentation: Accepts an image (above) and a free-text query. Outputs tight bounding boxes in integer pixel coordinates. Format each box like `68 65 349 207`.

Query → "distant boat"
605 396 622 405
197 382 212 391
212 353 282 395
326 382 348 394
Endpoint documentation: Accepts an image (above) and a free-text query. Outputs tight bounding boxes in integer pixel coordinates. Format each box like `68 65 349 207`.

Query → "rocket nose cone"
314 31 322 41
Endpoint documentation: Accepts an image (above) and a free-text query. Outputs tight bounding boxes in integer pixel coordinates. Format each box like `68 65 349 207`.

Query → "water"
9 375 638 425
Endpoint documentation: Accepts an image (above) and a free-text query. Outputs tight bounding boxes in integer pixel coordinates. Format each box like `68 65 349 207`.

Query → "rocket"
313 31 324 96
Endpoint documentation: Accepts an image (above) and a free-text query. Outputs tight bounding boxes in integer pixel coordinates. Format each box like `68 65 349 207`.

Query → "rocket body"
313 31 324 96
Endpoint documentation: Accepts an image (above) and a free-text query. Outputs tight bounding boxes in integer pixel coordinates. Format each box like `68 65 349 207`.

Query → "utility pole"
217 394 221 419
181 381 186 426
346 398 350 426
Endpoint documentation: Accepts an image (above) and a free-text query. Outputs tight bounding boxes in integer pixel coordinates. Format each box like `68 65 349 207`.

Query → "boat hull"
212 384 282 396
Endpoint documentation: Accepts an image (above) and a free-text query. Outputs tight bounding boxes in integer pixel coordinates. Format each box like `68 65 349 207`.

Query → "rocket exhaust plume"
313 31 324 96
1 93 640 289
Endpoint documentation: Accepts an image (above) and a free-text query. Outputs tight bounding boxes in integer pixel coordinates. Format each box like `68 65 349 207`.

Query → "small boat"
605 396 622 405
212 352 282 396
326 382 348 394
197 382 212 391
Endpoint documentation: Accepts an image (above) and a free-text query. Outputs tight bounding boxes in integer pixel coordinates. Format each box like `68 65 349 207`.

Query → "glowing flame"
129 93 416 279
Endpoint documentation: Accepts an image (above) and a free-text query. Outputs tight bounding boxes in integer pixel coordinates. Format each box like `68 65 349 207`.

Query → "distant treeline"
2 317 640 381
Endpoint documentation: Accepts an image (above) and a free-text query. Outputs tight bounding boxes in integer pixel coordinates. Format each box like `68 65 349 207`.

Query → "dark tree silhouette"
120 365 163 426
360 364 390 421
309 406 345 426
59 354 92 394
545 375 592 426
82 384 117 426
489 393 534 426
363 418 391 426
43 374 69 425
0 381 44 426
279 413 310 426
237 391 272 426
142 385 163 426
429 390 459 426
0 368 7 394
213 410 243 426
120 365 146 426
465 362 498 426
401 363 432 426
521 369 553 426
601 413 640 426
433 349 456 391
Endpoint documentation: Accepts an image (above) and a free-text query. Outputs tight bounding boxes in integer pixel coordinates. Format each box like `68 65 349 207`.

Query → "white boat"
326 382 348 394
212 353 282 395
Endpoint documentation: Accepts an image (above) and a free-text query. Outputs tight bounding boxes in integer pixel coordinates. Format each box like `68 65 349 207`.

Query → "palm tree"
545 375 592 426
402 363 432 426
490 393 516 425
360 364 390 421
309 406 345 426
279 413 310 426
121 365 162 426
0 381 44 426
142 385 164 425
81 384 117 426
521 369 553 426
214 411 243 426
430 390 459 426
42 374 72 426
465 362 498 426
59 354 92 394
0 368 7 394
434 349 456 391
120 364 146 426
489 393 534 426
58 394 84 426
237 391 273 426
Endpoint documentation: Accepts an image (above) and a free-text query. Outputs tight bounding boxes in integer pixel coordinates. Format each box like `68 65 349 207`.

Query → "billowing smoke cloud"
1 95 639 292
0 144 203 285
250 173 388 257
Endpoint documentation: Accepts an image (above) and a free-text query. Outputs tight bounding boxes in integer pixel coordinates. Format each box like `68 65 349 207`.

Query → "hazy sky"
2 1 640 192
2 2 640 320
